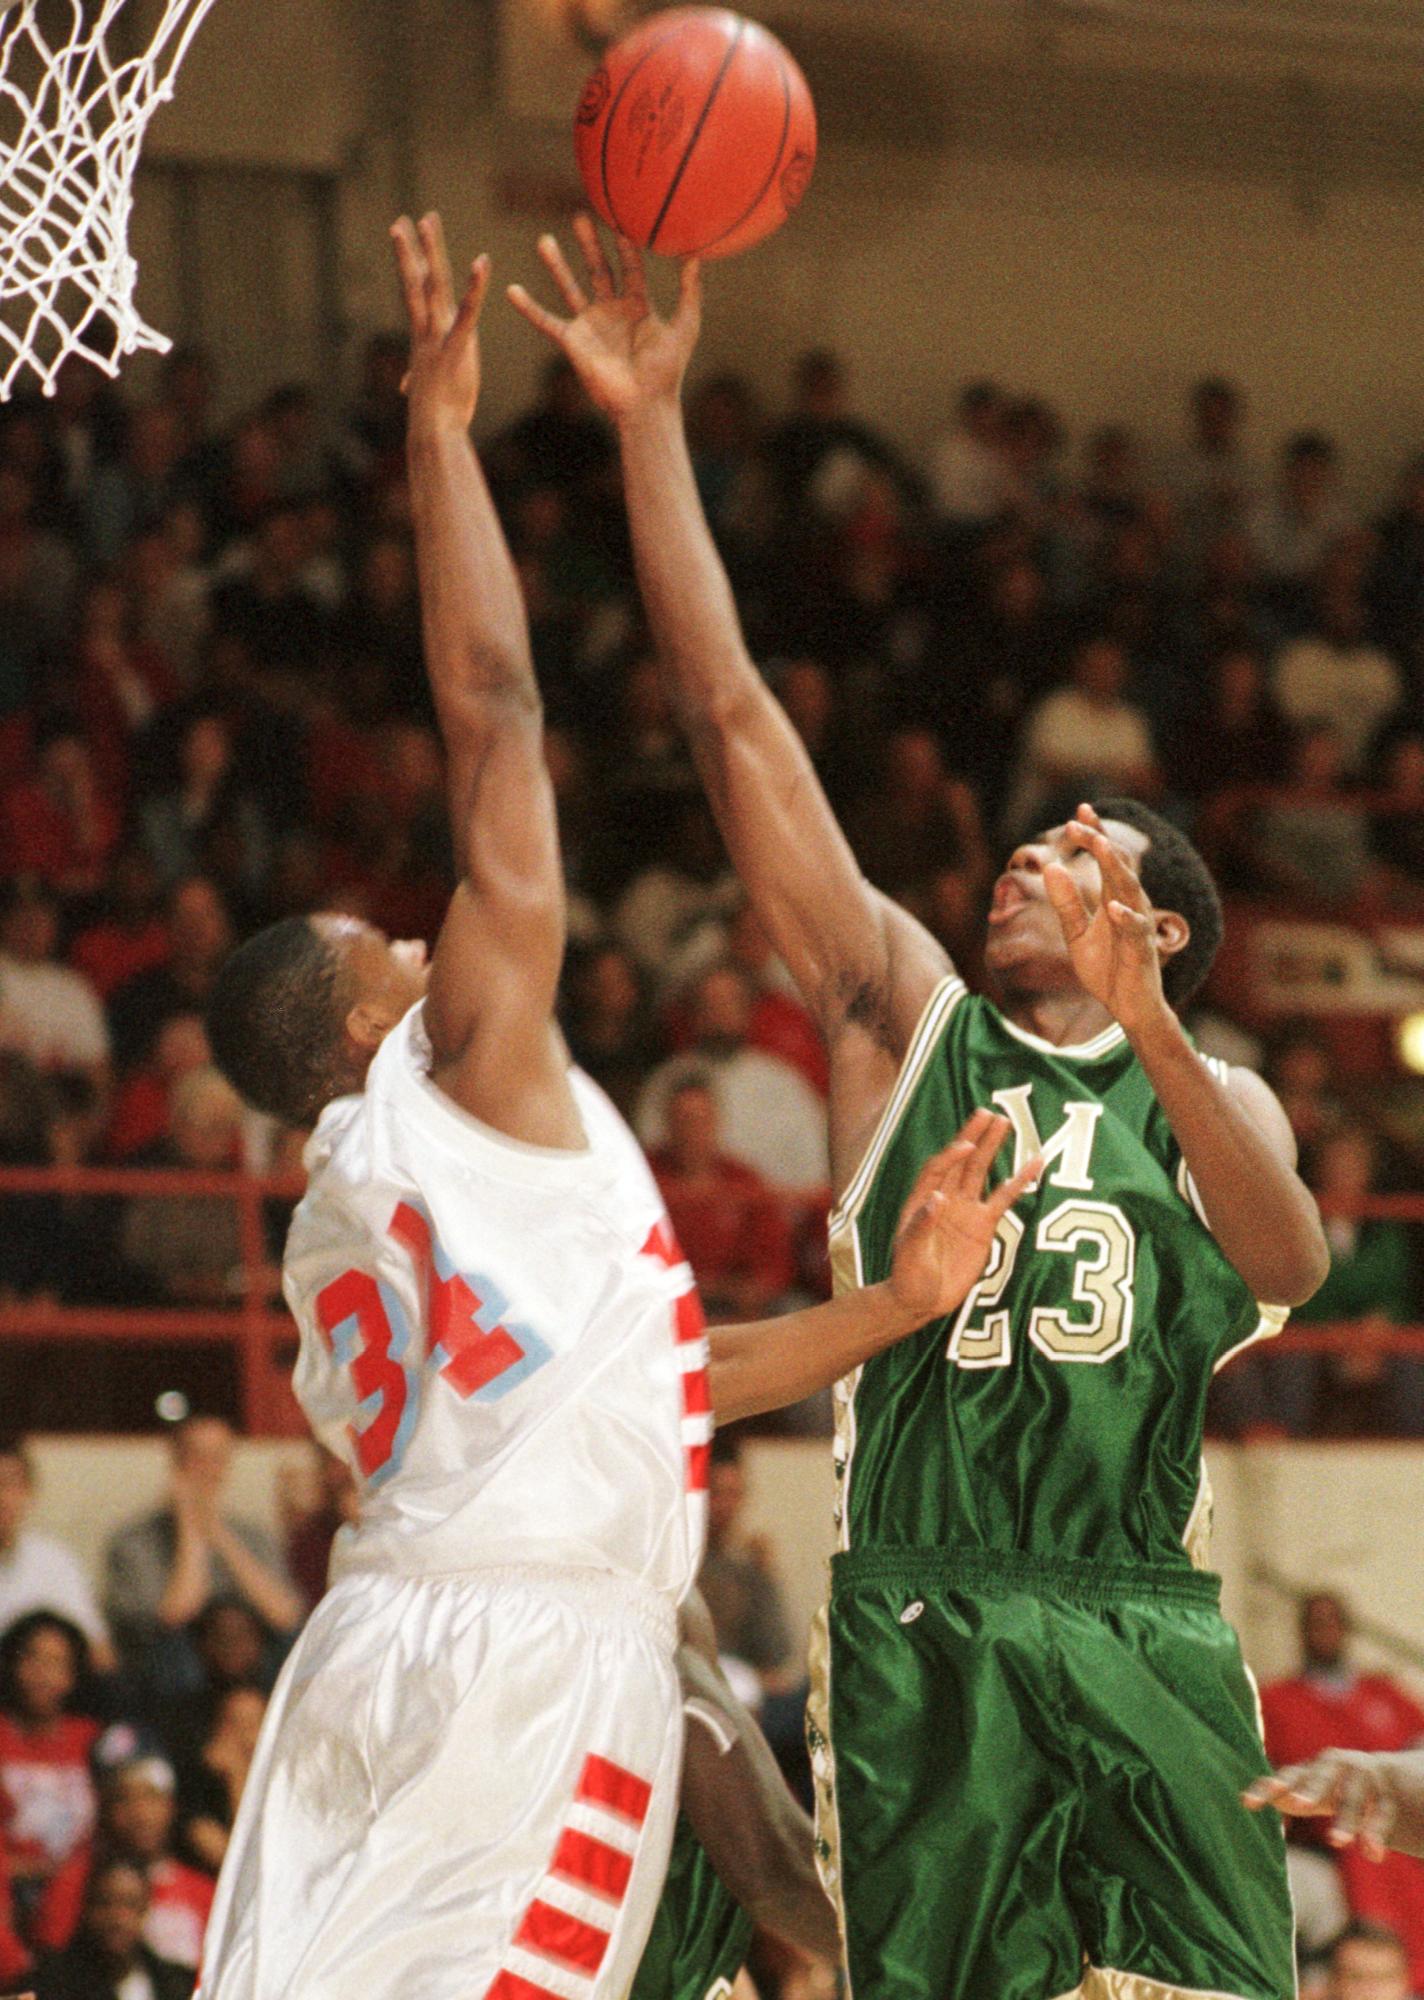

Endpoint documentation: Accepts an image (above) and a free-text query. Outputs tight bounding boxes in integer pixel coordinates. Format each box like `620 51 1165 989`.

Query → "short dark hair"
0 1609 87 1711
206 917 346 1128
1090 799 1223 1011
0 1433 34 1482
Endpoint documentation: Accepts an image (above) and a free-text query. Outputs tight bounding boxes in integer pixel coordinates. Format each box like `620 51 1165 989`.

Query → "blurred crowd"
3 343 1424 1446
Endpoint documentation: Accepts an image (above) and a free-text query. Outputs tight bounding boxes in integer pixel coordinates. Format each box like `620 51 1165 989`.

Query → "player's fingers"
901 1138 975 1220
613 230 650 306
675 255 703 331
1244 1759 1340 1816
963 1112 1013 1193
1107 900 1155 943
1076 801 1105 830
506 283 569 347
537 232 590 315
1042 860 1089 941
419 211 456 325
452 255 492 343
990 1153 1045 1220
389 218 430 336
574 213 617 299
939 1111 995 1195
1328 1767 1374 1846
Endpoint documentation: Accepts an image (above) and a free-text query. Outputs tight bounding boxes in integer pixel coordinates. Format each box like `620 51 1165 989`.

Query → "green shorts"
810 1547 1295 2000
630 1815 753 2000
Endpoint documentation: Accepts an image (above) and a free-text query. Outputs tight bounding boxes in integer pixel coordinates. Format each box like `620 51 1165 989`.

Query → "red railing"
0 1164 304 1435
2 1168 1424 1432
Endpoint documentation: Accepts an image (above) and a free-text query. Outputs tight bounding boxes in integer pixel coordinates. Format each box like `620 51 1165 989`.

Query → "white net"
0 0 220 399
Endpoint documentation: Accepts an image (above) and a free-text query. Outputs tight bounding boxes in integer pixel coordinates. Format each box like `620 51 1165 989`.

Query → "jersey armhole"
831 975 967 1233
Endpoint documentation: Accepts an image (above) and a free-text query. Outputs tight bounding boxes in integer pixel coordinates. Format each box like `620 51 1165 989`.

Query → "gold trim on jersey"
1080 1971 1273 2000
1182 1459 1214 1573
804 1603 851 1987
831 974 968 1228
1213 1302 1290 1376
997 1014 1127 1061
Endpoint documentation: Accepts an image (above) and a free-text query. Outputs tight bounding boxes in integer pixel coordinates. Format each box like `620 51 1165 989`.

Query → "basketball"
574 7 816 260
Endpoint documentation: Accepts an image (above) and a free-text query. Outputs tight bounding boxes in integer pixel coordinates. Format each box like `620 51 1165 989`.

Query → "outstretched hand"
1042 803 1166 1035
1244 1750 1403 1863
390 212 491 433
888 1111 1042 1326
507 215 701 421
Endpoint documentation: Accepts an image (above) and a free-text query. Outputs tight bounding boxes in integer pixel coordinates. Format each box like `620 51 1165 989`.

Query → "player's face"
984 817 1150 997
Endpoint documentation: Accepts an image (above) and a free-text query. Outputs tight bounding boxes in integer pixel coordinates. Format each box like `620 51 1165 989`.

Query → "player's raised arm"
1045 804 1328 1306
676 1589 840 1962
393 215 569 1097
508 221 949 1065
707 1114 1041 1423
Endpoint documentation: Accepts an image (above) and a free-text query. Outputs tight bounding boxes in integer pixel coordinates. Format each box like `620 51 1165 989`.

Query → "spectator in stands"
767 348 905 523
137 708 269 907
613 793 738 989
71 578 177 807
1167 641 1293 808
1263 1598 1424 1997
154 1597 273 1782
282 1450 358 1614
1263 1021 1347 1156
173 1680 266 1878
107 876 232 1078
0 1613 99 1948
1250 434 1356 624
102 1416 301 1696
208 500 330 670
0 464 78 664
0 719 118 904
1004 633 1159 840
1291 1125 1421 1437
0 1442 113 1673
698 1440 796 1697
82 402 185 570
488 353 612 501
560 941 663 1123
1322 1921 1412 2000
1172 376 1257 555
1274 569 1403 778
636 963 829 1194
928 380 1016 528
75 1742 214 1972
104 1012 210 1163
126 506 212 689
1368 727 1424 902
650 1077 797 1320
1245 722 1377 912
0 880 110 1095
68 848 169 1005
118 1066 245 1304
1370 452 1424 685
29 1855 193 2000
843 728 990 916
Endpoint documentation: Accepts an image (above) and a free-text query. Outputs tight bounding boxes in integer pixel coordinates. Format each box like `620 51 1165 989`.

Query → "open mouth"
988 876 1032 926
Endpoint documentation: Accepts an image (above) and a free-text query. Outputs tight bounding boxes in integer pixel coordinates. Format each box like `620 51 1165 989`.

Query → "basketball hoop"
0 0 220 400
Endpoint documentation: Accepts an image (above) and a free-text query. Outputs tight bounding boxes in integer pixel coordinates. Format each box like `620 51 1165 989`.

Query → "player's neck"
1002 991 1118 1048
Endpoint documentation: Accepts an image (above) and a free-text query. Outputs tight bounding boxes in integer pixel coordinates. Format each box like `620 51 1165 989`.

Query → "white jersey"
283 1002 709 1597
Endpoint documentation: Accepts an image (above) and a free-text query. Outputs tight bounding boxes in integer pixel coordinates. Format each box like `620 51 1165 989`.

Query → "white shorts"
196 1564 682 2000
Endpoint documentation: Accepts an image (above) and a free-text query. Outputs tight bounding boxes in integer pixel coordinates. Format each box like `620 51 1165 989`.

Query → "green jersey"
828 979 1284 1569
630 1816 752 2000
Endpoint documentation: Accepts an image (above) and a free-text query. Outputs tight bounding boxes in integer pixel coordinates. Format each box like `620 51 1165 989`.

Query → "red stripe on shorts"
485 1972 566 2000
515 1898 611 1975
577 1753 651 1826
551 1826 633 1903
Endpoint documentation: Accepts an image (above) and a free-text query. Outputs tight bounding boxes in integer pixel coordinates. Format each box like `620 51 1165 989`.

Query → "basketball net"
0 0 220 400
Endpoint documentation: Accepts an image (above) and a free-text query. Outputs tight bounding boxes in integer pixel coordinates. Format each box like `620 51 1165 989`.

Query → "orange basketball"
574 7 816 260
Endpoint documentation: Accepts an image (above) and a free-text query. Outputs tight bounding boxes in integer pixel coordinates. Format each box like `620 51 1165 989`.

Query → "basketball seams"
691 40 792 257
597 18 690 237
646 15 746 252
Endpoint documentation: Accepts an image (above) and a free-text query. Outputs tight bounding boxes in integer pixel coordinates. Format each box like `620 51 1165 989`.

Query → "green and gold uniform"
808 979 1295 2000
631 1816 753 2000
